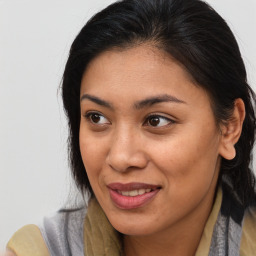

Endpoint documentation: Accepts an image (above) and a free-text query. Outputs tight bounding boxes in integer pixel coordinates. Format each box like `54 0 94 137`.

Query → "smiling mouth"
107 182 161 209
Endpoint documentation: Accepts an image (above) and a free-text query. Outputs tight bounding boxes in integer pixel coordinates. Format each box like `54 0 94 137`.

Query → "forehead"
83 44 194 86
80 44 210 109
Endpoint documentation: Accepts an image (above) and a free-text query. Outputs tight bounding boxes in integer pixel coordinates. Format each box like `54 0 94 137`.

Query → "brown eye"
149 116 160 126
145 115 174 127
85 112 110 125
91 113 101 123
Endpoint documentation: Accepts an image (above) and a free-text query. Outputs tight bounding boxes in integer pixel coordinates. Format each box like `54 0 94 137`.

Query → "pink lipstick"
107 182 160 209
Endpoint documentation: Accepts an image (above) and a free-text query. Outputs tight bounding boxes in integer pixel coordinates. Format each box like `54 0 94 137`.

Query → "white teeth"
129 190 138 196
118 189 152 197
138 189 145 195
122 191 129 196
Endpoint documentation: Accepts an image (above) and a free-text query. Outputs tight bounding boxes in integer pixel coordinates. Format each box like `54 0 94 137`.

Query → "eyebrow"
80 93 186 109
134 94 186 109
80 94 113 108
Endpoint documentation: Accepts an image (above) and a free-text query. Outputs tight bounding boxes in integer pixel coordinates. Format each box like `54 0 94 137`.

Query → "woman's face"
79 45 223 236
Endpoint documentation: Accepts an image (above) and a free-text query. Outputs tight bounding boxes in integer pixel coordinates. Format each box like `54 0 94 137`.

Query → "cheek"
146 131 221 219
148 124 220 184
79 131 106 182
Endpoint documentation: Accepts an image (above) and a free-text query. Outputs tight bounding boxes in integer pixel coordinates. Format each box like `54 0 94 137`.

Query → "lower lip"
109 189 160 210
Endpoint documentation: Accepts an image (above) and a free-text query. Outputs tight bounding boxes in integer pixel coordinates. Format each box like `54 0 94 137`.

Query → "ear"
219 98 246 160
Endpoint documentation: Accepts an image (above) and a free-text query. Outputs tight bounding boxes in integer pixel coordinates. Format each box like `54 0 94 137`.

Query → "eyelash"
84 112 175 128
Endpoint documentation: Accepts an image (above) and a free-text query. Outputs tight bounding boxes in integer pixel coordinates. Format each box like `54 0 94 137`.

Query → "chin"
108 215 158 236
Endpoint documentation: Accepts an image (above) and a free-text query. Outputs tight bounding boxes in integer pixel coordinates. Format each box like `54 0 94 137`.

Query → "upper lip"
107 182 161 191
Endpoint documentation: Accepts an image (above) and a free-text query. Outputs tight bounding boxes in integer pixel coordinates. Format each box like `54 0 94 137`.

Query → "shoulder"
240 206 256 255
7 207 87 256
7 224 49 256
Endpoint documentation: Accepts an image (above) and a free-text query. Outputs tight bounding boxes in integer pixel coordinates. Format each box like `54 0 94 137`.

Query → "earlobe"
218 98 245 160
219 142 236 160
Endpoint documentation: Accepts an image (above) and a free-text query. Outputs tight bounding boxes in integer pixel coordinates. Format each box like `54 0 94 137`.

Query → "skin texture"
79 45 245 256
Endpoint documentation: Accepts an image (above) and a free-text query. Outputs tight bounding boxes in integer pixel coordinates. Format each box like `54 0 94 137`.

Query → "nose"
106 127 148 172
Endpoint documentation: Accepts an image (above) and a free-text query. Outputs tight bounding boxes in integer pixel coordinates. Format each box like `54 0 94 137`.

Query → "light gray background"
0 0 255 250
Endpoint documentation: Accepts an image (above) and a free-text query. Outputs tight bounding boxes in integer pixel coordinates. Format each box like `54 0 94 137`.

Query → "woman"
7 0 256 255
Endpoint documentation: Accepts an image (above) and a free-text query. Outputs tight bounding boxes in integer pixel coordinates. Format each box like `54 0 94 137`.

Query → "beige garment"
7 224 49 256
7 188 256 255
83 197 122 256
240 206 256 256
195 187 222 256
